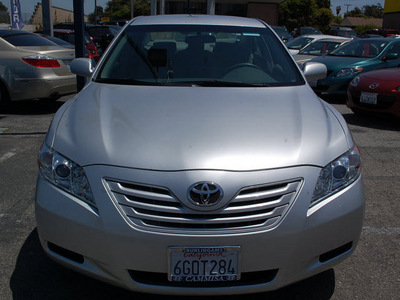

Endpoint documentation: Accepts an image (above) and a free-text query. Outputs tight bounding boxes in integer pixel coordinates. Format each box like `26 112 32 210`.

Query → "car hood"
362 68 400 82
51 82 350 171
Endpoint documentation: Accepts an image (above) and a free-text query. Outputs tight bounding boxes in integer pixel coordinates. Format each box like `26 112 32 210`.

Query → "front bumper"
347 88 400 119
313 75 355 96
35 165 365 295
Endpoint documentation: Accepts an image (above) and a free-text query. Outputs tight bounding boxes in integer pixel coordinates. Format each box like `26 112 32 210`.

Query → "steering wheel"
223 63 263 76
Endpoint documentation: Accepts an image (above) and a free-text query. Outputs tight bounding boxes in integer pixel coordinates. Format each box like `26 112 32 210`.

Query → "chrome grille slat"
123 205 287 224
118 199 185 214
224 194 293 213
105 178 302 232
108 181 177 203
234 182 299 202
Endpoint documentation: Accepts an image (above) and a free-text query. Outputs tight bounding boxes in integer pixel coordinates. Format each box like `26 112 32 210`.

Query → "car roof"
313 37 351 42
53 28 74 33
0 29 34 37
129 14 266 28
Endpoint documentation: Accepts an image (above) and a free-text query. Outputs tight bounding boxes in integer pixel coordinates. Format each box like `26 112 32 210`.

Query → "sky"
2 0 386 19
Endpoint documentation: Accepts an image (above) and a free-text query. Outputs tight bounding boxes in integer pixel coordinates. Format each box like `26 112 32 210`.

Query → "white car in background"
293 37 351 65
286 34 352 55
0 30 76 106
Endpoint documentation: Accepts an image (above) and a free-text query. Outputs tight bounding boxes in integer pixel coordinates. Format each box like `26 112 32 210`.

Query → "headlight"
350 75 361 87
311 146 361 206
335 67 362 78
38 143 95 207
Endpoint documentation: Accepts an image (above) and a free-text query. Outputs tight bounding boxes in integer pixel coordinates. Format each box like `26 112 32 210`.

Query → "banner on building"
10 0 24 29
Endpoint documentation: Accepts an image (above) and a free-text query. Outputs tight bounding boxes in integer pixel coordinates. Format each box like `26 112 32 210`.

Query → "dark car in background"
53 28 100 62
328 27 357 38
271 26 292 43
291 27 322 38
347 68 400 118
86 25 121 54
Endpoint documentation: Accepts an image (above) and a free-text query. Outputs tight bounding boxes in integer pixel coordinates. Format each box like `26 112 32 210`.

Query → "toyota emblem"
187 182 223 207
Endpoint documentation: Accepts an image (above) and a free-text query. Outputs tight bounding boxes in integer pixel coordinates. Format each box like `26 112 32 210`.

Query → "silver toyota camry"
35 15 365 295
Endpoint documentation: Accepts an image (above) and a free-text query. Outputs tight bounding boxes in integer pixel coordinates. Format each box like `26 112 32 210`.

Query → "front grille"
351 91 397 109
105 178 302 232
128 269 279 287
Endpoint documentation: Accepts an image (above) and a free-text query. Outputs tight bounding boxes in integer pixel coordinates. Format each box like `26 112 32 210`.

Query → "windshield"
3 33 57 46
95 24 303 87
299 40 344 56
301 28 321 35
272 27 289 36
329 40 389 58
286 36 314 50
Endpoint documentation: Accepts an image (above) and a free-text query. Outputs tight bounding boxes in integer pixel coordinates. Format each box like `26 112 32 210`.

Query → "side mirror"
70 58 95 77
383 53 399 61
289 49 299 55
302 61 327 83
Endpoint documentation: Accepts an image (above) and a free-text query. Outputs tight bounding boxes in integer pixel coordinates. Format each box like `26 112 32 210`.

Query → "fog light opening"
48 242 84 264
319 242 353 263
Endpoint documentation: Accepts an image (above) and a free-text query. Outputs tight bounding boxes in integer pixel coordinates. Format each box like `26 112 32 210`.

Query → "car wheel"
0 82 10 109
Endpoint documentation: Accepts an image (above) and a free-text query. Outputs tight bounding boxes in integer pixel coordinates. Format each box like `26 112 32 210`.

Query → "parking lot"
0 96 399 299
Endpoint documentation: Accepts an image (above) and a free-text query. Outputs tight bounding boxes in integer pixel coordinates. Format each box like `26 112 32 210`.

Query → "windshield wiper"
166 80 270 87
95 78 160 85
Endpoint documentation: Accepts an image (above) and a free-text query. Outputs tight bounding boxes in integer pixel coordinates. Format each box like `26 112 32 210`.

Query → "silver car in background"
0 30 76 106
35 15 365 295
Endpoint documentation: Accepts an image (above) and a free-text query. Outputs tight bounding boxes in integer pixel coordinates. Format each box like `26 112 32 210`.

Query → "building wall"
30 3 88 28
383 0 400 30
247 3 278 25
164 0 281 25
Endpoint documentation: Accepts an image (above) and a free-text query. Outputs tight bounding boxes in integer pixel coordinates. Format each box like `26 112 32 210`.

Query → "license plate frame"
360 92 378 105
168 246 241 282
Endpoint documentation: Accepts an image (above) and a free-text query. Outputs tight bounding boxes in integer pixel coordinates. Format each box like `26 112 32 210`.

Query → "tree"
315 8 334 33
279 0 333 33
104 0 150 20
315 0 331 9
363 4 383 18
279 0 319 32
344 7 363 18
0 2 10 24
88 6 104 24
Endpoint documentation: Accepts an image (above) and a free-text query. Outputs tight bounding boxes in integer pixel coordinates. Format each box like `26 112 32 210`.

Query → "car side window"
386 42 400 57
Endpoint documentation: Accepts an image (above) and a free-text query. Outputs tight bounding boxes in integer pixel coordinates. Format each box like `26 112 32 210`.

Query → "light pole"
94 0 97 24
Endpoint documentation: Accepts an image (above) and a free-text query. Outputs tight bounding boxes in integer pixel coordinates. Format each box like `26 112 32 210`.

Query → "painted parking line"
362 226 400 236
0 151 17 163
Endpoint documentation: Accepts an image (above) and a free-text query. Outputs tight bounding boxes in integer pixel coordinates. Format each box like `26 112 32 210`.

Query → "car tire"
0 82 10 109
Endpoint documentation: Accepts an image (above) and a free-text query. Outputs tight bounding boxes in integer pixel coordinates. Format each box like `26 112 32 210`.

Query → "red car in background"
53 29 100 62
347 68 400 118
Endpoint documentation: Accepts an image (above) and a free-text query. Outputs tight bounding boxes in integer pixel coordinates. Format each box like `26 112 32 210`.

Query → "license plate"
360 92 378 105
168 246 240 282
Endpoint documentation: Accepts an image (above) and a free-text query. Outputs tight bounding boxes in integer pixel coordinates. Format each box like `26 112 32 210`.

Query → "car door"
382 41 400 67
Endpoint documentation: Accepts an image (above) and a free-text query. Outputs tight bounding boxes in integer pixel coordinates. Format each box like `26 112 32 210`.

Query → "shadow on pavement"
342 111 400 132
0 99 67 116
10 228 335 300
